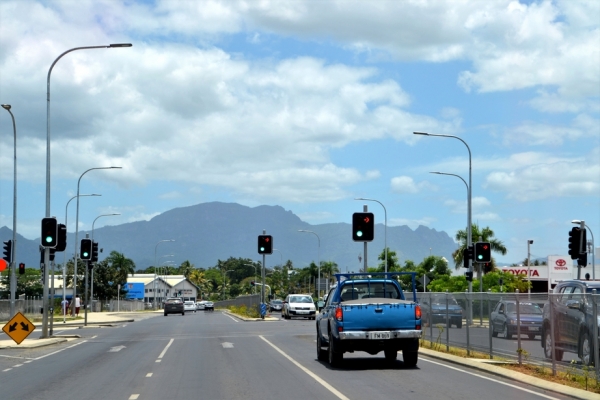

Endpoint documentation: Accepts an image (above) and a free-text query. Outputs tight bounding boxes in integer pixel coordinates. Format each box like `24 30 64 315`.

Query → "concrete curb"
0 337 70 349
419 347 598 400
222 310 278 322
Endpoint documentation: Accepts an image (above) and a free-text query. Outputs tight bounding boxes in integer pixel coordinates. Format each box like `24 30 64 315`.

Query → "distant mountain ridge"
0 202 458 271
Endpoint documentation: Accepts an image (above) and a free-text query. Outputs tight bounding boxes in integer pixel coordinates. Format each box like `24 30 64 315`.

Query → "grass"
421 336 600 394
225 305 260 318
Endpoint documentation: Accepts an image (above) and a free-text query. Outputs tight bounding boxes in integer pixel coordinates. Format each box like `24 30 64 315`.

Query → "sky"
0 0 598 265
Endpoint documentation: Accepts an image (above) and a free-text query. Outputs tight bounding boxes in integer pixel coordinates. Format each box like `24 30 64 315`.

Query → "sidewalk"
0 310 161 349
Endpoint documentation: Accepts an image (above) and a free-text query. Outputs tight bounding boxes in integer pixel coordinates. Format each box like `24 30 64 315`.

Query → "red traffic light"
0 259 7 272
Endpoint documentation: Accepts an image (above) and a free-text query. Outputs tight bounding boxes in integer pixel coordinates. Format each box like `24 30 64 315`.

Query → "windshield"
271 300 282 304
340 282 401 301
506 303 542 314
290 296 312 303
431 296 459 306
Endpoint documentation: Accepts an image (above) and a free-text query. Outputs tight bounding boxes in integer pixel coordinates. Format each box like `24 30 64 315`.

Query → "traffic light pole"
262 230 266 309
363 205 368 273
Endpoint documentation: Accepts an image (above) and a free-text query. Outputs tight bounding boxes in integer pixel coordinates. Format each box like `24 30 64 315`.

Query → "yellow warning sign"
2 312 36 345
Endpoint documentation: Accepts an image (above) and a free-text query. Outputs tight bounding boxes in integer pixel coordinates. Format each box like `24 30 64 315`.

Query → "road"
0 311 576 400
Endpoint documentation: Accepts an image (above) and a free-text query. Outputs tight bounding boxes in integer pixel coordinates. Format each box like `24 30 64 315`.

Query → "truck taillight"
415 305 421 320
335 306 343 321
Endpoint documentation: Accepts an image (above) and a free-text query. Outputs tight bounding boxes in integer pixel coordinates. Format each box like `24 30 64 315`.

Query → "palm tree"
452 224 507 273
105 251 136 281
179 260 194 278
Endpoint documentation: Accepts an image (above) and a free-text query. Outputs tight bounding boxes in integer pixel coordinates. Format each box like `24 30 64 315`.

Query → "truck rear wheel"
403 351 418 367
328 331 342 367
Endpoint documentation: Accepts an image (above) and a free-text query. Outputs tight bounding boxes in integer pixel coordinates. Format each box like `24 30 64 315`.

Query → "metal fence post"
445 290 449 352
516 289 522 365
488 289 493 359
466 289 470 357
592 289 599 380
549 291 556 376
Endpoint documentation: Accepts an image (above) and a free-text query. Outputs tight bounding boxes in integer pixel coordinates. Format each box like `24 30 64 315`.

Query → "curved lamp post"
154 240 175 309
223 269 234 299
298 230 321 298
1 104 17 317
42 43 131 337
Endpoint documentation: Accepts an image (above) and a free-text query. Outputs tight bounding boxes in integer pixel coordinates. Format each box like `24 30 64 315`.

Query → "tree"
0 268 43 298
105 251 136 283
376 247 401 271
178 260 194 277
452 224 507 273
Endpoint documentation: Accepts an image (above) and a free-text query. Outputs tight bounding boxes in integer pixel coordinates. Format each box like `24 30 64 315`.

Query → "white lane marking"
225 314 238 322
108 345 126 352
155 360 161 363
128 395 139 400
421 358 561 400
259 336 349 400
146 373 153 377
157 338 174 359
0 354 34 360
33 340 87 361
221 342 234 348
3 368 12 372
13 364 23 367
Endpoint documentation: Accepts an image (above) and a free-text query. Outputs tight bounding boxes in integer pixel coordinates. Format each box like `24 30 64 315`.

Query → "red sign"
555 259 566 267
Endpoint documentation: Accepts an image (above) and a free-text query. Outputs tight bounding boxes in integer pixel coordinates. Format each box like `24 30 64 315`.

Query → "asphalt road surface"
0 311 576 400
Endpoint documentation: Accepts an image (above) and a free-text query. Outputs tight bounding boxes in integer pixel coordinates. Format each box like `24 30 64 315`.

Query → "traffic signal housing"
462 245 473 268
474 242 492 263
577 229 587 267
91 241 99 262
41 217 58 248
352 212 374 242
18 263 25 275
3 240 12 263
80 239 92 260
56 224 67 252
465 271 473 282
258 235 273 254
250 281 255 286
568 227 581 259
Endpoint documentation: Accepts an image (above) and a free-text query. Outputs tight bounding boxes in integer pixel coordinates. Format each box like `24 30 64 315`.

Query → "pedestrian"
61 298 69 316
74 295 81 316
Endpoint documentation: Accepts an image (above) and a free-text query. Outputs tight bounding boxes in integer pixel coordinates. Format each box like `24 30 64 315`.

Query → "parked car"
184 300 197 313
269 299 283 312
204 301 214 311
420 293 463 328
164 298 184 316
196 301 207 310
282 294 316 320
491 300 543 340
542 280 600 365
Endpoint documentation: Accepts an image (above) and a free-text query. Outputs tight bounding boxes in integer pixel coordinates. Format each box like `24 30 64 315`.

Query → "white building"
126 274 199 304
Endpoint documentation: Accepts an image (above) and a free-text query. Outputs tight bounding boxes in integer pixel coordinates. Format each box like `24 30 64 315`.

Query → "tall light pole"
61 194 100 323
298 230 321 298
527 240 534 297
572 220 595 279
415 132 473 293
72 167 121 316
355 198 387 273
154 240 175 309
43 43 131 338
223 269 234 299
87 213 120 320
244 264 258 294
1 104 17 317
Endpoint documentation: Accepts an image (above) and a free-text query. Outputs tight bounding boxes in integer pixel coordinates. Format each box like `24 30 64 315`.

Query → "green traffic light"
260 247 265 252
83 252 89 257
45 236 53 243
356 231 363 237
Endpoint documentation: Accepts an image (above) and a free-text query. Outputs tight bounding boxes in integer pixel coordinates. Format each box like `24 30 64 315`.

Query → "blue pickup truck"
316 272 422 367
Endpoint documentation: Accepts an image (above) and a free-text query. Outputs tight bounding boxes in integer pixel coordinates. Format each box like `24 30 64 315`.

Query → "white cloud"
390 176 434 194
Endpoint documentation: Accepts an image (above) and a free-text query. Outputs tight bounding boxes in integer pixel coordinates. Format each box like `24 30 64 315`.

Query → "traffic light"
56 223 67 252
80 238 92 260
250 281 255 286
49 248 56 262
18 263 25 275
568 227 582 260
352 212 374 241
474 242 492 263
3 240 12 263
465 271 473 282
40 217 58 248
462 245 473 268
577 229 587 267
91 241 99 262
258 235 273 254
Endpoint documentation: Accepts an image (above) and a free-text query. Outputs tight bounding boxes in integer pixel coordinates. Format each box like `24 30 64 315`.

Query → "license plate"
297 310 308 314
368 331 391 340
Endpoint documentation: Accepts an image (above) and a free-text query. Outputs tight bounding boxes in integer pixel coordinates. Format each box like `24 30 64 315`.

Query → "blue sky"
0 0 598 265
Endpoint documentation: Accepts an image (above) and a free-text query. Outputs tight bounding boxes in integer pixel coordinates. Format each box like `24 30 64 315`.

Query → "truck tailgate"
341 299 418 331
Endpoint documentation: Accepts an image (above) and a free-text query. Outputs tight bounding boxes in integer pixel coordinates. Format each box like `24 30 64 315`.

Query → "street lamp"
355 198 387 273
527 240 534 297
154 240 175 309
298 230 321 298
223 269 234 299
87 213 120 321
72 167 121 316
1 104 17 317
572 220 595 279
42 43 131 338
415 132 473 291
60 194 100 323
244 264 258 294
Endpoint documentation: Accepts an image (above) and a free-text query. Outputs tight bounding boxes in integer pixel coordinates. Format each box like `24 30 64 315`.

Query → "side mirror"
566 299 582 310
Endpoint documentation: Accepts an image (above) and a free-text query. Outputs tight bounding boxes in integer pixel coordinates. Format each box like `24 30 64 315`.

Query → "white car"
282 294 316 320
196 301 207 310
183 301 197 313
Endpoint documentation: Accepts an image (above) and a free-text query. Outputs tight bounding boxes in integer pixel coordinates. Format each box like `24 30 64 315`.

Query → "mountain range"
0 202 459 271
